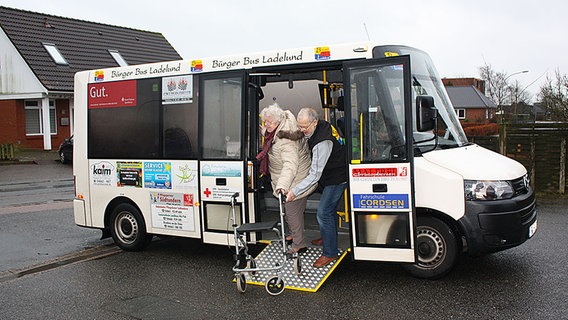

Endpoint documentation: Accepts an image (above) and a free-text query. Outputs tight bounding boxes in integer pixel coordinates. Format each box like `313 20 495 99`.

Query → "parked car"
58 135 73 164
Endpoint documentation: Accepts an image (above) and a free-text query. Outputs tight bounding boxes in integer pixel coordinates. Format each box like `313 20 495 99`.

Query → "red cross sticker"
204 188 211 198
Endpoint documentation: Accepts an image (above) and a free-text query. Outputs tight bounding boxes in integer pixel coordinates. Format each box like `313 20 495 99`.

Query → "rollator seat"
236 221 279 233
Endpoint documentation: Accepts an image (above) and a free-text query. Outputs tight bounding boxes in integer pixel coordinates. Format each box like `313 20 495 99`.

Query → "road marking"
0 201 73 215
0 244 121 283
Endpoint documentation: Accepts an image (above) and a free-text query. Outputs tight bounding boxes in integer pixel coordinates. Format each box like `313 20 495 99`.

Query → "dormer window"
43 43 68 65
108 49 128 66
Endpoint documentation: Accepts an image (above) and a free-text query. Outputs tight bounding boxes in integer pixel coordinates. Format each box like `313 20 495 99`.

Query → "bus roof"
80 42 374 83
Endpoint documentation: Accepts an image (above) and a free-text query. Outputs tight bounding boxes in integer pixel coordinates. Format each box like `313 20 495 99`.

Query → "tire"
265 276 285 296
59 151 68 164
403 216 459 279
236 273 247 293
293 256 302 275
246 258 257 275
110 203 152 251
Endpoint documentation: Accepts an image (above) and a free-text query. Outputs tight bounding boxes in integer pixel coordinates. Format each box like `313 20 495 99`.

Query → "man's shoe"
311 238 323 246
312 255 337 268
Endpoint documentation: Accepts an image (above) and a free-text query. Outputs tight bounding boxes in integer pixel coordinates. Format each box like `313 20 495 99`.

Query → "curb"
0 160 38 166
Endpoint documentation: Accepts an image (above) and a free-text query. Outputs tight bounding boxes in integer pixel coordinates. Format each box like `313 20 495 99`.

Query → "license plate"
529 219 537 238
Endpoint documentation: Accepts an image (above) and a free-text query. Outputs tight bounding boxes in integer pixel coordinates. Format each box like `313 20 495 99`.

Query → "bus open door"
198 71 265 246
344 55 418 264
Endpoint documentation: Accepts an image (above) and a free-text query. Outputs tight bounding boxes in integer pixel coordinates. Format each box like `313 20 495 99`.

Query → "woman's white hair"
260 103 285 123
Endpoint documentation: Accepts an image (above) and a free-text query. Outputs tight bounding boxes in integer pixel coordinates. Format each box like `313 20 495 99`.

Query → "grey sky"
3 0 564 100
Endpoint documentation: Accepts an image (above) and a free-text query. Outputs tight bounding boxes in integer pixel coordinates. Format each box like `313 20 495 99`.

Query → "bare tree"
479 63 531 121
507 80 533 122
508 80 532 105
538 69 568 121
478 62 508 110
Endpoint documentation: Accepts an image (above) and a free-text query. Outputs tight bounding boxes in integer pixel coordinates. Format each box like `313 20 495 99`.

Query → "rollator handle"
231 192 239 206
277 191 286 204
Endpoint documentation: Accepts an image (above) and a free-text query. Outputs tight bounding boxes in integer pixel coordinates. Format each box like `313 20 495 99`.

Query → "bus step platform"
236 221 279 233
240 241 348 293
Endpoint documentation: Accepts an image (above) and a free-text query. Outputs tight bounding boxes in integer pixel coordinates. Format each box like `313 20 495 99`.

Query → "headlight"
464 180 514 201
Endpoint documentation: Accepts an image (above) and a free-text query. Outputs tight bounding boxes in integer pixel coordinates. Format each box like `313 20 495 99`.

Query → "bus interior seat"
165 127 192 158
336 96 344 111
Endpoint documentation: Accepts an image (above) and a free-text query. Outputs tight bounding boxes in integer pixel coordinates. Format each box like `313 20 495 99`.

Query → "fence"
470 123 567 195
0 144 15 161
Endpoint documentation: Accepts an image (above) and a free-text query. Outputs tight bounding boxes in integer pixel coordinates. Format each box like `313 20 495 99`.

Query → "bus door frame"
198 70 259 245
343 55 417 263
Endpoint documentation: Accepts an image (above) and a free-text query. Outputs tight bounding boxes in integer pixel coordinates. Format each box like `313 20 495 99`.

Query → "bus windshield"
373 46 469 152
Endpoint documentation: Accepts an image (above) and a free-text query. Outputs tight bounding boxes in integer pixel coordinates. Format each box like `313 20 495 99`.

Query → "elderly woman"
256 103 316 253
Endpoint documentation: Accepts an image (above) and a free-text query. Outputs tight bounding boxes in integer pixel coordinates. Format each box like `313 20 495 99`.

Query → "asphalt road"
0 158 567 319
0 159 105 272
0 203 567 320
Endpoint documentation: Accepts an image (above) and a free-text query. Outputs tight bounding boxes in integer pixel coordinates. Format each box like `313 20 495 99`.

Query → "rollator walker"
230 191 302 295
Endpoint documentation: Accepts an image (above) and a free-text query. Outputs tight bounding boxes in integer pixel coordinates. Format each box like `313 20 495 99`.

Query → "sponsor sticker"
353 194 409 209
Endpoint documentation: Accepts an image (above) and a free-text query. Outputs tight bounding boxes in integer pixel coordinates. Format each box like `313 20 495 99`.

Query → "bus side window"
201 76 243 159
162 75 199 160
88 78 162 159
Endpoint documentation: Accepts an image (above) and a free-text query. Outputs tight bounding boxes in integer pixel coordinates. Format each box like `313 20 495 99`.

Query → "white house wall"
0 28 46 99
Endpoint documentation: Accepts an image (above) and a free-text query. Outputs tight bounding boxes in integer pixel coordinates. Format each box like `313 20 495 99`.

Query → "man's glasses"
298 120 316 130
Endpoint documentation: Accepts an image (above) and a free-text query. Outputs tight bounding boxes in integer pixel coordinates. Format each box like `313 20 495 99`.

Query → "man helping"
286 107 347 268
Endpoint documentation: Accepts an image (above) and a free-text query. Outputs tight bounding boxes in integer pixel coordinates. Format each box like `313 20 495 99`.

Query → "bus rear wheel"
110 203 152 251
403 216 458 279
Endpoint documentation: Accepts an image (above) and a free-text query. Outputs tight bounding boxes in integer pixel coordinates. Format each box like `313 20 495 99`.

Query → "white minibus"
73 43 537 279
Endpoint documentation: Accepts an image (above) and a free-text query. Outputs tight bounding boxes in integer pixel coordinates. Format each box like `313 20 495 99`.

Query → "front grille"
511 176 528 197
519 198 537 226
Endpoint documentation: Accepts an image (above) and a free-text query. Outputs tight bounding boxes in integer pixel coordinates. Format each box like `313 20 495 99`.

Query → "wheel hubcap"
416 227 445 268
115 212 138 244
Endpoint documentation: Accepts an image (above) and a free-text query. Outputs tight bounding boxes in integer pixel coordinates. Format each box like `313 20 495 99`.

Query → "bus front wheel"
403 216 458 279
110 203 152 251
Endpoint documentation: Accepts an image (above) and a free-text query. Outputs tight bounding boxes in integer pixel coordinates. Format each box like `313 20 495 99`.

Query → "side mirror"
416 95 437 132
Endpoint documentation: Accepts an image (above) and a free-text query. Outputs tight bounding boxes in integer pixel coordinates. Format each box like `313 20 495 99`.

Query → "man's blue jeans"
317 182 347 258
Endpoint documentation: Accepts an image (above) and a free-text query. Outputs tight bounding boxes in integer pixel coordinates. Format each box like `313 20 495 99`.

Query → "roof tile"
446 86 497 109
1 6 182 92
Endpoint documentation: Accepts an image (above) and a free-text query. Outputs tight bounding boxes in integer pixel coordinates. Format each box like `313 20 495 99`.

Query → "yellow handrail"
336 189 349 228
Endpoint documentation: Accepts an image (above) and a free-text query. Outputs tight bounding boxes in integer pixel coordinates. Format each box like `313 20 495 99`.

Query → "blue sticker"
144 162 172 189
353 194 409 209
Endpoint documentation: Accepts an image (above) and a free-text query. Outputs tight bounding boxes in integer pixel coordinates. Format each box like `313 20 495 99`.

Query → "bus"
73 42 537 279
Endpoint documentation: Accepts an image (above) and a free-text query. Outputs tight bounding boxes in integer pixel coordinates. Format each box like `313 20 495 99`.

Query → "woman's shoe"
285 236 293 245
287 247 308 255
296 247 308 254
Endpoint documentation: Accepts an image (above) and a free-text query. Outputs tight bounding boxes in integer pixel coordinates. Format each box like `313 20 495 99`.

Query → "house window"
455 108 466 119
25 100 57 135
43 43 68 65
108 50 128 67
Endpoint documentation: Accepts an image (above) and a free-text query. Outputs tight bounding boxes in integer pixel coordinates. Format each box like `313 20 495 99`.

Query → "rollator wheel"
293 256 302 275
265 276 285 295
246 258 257 275
236 273 247 293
